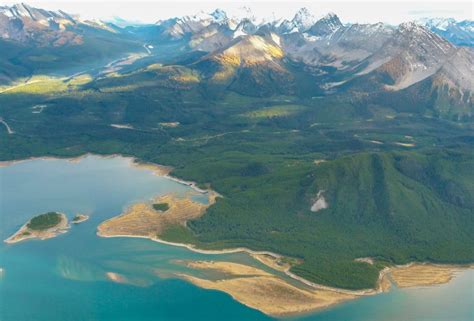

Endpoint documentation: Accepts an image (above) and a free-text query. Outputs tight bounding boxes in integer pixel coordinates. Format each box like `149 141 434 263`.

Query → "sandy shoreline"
97 231 474 295
98 228 474 317
176 260 356 317
0 153 213 195
98 232 382 296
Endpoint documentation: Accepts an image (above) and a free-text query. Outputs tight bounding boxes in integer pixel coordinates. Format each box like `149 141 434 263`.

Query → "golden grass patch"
390 264 463 288
97 194 212 238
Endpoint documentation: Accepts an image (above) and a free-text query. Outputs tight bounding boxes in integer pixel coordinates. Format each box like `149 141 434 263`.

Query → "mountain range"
1 4 473 119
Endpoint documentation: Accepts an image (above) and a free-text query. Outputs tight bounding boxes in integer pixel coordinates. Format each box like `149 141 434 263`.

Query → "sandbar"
178 260 356 317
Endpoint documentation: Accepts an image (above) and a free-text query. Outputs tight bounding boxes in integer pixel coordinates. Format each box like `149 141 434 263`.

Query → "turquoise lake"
0 155 473 321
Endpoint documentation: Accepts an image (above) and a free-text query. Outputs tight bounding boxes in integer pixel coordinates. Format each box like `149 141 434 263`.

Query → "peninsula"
97 193 217 240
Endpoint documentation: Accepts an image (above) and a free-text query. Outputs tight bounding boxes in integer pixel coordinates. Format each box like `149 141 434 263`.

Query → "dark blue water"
0 156 472 321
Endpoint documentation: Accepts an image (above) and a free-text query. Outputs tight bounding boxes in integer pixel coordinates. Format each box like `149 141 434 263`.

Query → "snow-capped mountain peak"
308 12 343 37
210 8 228 23
418 17 474 46
0 3 74 22
419 17 457 31
398 21 425 33
292 7 316 32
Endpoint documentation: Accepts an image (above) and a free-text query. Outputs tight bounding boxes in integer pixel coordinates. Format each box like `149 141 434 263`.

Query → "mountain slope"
0 4 143 84
422 18 474 46
390 47 474 119
0 3 119 46
357 22 455 90
193 34 294 96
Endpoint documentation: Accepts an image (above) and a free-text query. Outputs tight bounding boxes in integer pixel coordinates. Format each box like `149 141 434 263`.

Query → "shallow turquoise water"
0 156 472 321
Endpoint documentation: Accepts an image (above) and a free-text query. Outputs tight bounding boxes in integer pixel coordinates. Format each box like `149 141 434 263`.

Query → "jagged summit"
355 21 458 90
308 13 343 36
394 21 454 54
0 3 121 45
0 3 76 22
276 7 317 34
398 21 430 34
292 7 317 32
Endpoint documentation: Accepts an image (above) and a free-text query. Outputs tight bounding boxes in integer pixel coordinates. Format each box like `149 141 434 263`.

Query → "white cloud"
1 1 472 25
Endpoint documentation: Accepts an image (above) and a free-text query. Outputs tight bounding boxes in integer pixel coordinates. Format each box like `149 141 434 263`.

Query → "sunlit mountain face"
1 4 472 117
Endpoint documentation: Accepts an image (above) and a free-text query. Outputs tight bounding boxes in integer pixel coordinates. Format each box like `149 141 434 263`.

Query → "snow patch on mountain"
419 17 474 46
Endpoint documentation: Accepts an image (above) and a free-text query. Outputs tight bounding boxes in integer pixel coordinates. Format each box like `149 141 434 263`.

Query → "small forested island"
4 212 69 244
72 214 90 224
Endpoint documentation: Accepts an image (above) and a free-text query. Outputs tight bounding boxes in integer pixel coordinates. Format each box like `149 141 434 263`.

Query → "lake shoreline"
99 229 474 317
100 232 473 291
0 153 211 195
2 154 473 317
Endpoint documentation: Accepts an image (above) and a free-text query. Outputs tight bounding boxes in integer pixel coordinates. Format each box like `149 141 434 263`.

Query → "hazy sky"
1 0 472 24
